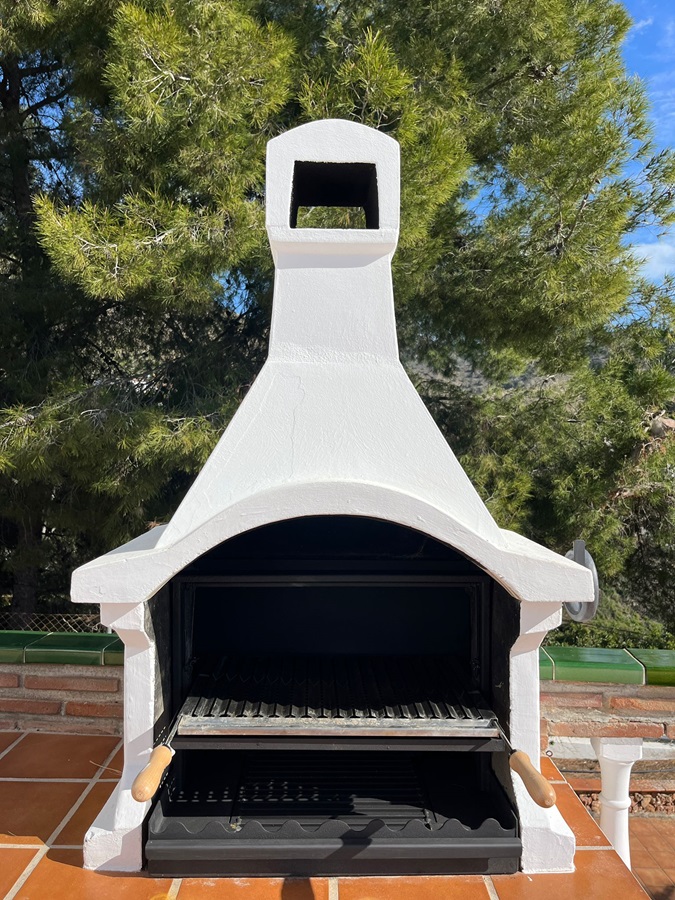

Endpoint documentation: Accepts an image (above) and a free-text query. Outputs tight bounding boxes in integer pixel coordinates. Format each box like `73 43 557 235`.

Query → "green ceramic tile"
627 649 675 686
103 638 124 666
24 633 118 666
0 631 47 663
545 647 644 684
539 647 554 680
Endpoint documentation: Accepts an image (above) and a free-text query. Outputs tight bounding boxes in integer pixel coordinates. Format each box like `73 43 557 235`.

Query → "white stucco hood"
72 119 593 609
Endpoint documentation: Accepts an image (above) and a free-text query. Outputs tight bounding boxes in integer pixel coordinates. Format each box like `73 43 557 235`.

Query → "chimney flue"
266 120 400 362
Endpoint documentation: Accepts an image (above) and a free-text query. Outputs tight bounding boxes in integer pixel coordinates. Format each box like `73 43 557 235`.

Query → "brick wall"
1 661 673 744
541 681 675 749
0 663 123 735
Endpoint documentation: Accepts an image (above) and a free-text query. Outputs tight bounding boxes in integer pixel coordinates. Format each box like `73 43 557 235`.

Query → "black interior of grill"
147 516 520 876
192 585 471 657
172 517 486 707
146 750 520 876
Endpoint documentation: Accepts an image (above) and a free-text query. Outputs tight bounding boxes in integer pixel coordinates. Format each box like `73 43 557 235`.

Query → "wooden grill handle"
131 745 173 802
509 750 557 809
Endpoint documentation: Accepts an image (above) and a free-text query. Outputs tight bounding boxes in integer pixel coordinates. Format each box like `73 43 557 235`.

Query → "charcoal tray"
145 750 520 876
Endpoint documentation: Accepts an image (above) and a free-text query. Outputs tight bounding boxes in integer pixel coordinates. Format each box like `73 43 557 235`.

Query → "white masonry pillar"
590 737 643 868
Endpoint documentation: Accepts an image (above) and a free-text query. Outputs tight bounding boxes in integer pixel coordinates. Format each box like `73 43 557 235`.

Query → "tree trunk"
0 55 39 251
11 517 42 615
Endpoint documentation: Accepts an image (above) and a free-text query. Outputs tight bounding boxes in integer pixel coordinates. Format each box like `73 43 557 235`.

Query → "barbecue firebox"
72 120 594 877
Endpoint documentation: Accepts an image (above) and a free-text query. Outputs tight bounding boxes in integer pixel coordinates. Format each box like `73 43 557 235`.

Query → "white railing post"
590 737 643 868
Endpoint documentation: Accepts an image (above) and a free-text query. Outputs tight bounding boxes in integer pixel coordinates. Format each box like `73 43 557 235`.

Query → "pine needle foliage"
1 0 674 634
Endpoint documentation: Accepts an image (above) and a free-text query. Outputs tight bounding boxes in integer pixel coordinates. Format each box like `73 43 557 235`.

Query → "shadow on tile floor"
282 878 319 900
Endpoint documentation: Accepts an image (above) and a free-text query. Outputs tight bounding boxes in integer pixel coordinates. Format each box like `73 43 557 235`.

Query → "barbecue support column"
82 601 157 872
591 737 642 868
507 600 576 874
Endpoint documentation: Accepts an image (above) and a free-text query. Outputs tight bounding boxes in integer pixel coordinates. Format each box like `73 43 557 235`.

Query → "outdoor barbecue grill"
137 518 528 876
71 119 595 877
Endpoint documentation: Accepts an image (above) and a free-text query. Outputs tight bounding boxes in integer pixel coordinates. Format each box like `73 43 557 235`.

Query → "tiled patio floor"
629 817 675 900
0 732 661 899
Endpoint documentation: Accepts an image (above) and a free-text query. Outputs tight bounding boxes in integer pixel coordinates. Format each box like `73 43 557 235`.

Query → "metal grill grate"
177 655 499 738
235 753 432 827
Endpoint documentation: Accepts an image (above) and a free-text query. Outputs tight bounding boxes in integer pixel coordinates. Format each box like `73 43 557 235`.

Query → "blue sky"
621 0 675 280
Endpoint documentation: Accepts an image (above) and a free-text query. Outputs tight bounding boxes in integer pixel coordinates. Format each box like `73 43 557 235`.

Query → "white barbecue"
72 119 594 876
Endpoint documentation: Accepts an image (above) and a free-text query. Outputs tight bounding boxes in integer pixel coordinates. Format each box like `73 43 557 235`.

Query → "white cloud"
632 240 675 281
633 16 654 32
662 18 675 52
642 70 675 145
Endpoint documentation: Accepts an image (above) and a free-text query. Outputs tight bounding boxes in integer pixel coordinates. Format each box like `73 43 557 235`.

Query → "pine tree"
2 0 674 628
0 0 291 611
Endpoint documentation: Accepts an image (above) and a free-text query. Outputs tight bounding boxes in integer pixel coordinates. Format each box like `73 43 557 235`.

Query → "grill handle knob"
509 751 557 808
131 745 173 802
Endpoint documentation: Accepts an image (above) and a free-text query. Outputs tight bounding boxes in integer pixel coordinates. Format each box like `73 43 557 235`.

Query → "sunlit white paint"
591 738 643 869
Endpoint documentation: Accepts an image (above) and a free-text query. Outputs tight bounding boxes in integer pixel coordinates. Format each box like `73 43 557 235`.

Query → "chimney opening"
290 161 379 229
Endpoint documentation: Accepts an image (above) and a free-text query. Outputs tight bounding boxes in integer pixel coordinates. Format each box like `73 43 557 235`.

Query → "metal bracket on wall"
564 539 600 623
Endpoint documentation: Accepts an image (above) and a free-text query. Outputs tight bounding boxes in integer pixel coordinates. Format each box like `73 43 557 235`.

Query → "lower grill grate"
146 750 521 877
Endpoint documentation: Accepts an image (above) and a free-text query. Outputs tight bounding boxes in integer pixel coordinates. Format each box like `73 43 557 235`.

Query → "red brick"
25 675 119 693
65 701 123 719
540 717 549 750
609 696 675 713
667 723 675 739
631 777 675 792
0 697 61 715
565 774 602 792
18 717 122 735
541 692 603 709
0 674 19 688
549 721 664 738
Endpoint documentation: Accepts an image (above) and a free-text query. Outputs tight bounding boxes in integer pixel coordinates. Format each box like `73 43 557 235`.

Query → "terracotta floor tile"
632 819 662 839
657 831 675 851
634 867 675 888
18 852 173 899
51 780 116 845
0 732 119 779
102 745 123 779
655 821 675 838
635 866 675 887
646 888 675 900
539 757 565 782
564 773 602 792
0 732 21 755
648 849 675 871
631 843 660 868
48 847 84 866
493 848 648 899
555 782 611 846
0 847 42 896
640 833 675 855
177 877 329 899
338 875 490 899
0 781 86 843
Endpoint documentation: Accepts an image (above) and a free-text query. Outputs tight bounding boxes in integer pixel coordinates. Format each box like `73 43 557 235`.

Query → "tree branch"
20 61 62 79
21 84 71 120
